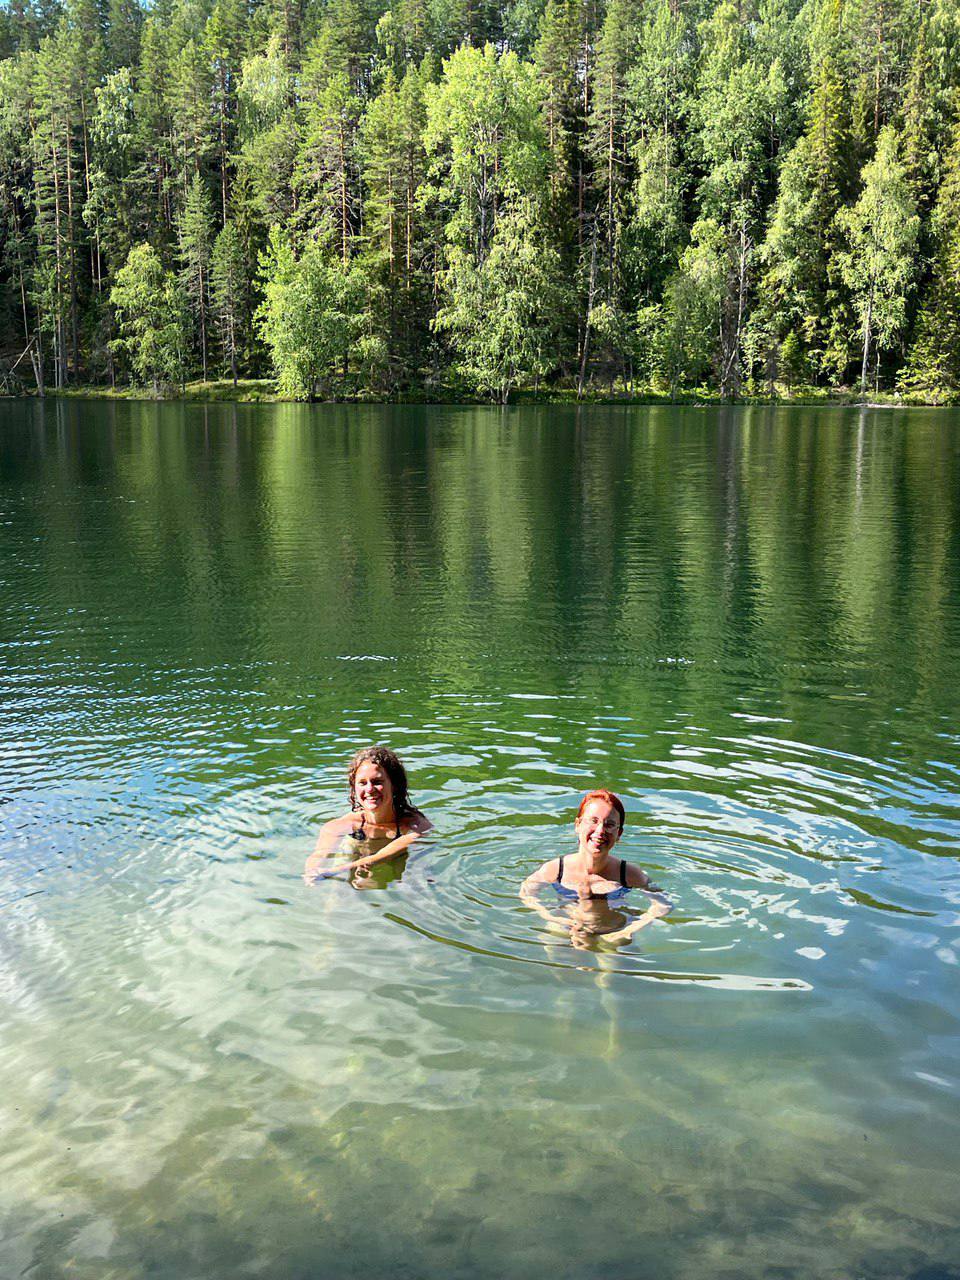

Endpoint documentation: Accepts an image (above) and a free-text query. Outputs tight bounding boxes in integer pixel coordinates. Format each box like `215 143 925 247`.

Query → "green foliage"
356 62 432 389
178 172 215 378
211 220 245 383
423 43 550 262
901 123 960 393
836 125 919 388
434 198 567 402
295 66 361 260
658 218 726 392
256 226 360 398
0 0 957 398
109 243 190 391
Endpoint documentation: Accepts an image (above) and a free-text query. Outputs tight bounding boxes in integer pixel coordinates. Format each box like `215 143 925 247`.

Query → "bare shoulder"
624 862 657 890
405 810 433 835
525 857 560 886
309 812 357 862
321 813 358 837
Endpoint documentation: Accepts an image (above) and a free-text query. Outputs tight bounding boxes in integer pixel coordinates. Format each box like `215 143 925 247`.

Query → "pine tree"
132 15 176 235
625 0 692 298
235 33 297 234
86 68 139 283
358 62 430 388
105 0 142 71
0 52 39 377
587 0 639 289
374 0 430 70
295 69 361 263
423 43 550 266
31 22 89 384
169 37 215 198
533 0 582 207
847 0 909 153
690 0 788 395
204 0 249 224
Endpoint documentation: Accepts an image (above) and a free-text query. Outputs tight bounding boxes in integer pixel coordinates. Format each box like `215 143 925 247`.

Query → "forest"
0 0 958 401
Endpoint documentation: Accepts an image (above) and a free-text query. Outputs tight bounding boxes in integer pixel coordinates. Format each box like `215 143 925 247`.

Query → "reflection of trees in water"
9 400 960 759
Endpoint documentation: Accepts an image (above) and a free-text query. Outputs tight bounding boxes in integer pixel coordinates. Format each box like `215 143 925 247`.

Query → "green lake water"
2 398 959 1280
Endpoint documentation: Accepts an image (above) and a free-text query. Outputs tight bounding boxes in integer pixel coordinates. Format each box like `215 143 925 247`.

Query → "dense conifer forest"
0 0 958 400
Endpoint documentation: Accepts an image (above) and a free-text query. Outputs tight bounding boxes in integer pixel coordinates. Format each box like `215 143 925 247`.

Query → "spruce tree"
211 220 245 384
178 172 215 380
757 0 857 382
901 122 960 394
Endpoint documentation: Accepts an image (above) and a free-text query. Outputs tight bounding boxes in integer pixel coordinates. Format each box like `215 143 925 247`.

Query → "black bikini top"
555 856 630 900
350 813 402 842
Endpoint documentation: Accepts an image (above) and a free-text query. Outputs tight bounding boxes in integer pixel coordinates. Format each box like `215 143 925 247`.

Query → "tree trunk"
720 219 748 399
199 262 208 382
65 114 79 380
339 121 349 266
860 289 873 394
30 336 45 398
577 226 597 400
219 71 229 224
607 84 615 290
51 128 66 388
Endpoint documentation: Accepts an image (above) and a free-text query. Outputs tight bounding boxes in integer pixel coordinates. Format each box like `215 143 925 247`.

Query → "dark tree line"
0 0 958 400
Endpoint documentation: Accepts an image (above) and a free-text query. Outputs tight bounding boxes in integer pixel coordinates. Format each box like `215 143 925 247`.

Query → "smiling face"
575 798 623 863
352 761 394 818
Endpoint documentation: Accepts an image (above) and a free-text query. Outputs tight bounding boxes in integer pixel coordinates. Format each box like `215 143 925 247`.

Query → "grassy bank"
26 379 960 407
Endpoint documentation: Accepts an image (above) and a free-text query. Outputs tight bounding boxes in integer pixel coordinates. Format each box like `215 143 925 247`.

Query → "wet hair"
576 789 626 833
348 745 420 826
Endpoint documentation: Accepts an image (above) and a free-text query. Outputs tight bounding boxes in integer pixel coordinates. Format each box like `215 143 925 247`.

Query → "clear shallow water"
1 398 960 1279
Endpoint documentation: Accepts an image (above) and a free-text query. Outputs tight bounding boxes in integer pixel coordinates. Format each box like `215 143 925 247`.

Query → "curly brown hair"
347 745 420 825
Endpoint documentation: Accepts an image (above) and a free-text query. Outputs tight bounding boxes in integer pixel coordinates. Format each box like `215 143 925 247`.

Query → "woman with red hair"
520 790 670 946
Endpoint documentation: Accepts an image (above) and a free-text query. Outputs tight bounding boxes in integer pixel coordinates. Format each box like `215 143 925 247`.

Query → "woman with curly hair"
303 746 431 885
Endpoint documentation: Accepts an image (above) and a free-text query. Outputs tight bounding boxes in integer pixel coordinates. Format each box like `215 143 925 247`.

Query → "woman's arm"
520 886 571 930
307 828 424 883
519 859 559 897
519 861 572 928
303 817 351 884
603 891 672 943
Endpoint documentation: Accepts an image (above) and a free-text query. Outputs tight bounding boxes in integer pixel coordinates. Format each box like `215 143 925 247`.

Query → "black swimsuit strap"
619 859 628 887
352 812 402 840
556 855 564 881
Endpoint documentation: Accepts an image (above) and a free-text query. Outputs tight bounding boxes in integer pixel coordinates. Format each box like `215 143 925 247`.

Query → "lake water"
2 399 960 1279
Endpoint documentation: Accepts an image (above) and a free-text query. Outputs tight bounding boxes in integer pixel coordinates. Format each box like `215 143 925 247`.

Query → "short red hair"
576 790 626 832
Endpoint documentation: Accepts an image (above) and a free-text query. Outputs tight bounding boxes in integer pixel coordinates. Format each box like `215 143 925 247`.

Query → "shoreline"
6 381 959 409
